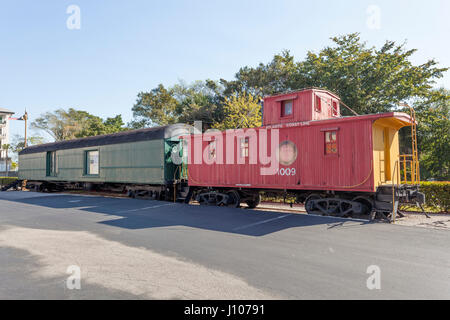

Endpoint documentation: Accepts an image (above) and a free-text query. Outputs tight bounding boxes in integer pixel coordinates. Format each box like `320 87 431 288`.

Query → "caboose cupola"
262 88 341 126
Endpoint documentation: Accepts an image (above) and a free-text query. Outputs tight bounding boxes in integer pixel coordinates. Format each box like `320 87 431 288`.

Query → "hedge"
419 182 450 213
0 177 18 187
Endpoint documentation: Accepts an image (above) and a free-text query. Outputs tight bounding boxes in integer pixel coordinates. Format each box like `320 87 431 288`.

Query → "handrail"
392 160 400 223
398 154 420 184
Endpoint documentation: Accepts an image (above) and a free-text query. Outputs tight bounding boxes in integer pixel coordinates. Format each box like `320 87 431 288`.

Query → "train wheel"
245 194 261 209
352 196 374 216
197 192 211 205
226 190 241 208
304 194 322 215
338 200 353 217
197 190 219 206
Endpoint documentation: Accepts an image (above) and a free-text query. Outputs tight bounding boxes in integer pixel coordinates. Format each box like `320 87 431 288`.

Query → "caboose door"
379 150 386 183
373 124 387 184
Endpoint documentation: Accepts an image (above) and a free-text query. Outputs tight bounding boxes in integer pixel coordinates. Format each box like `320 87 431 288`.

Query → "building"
0 108 15 172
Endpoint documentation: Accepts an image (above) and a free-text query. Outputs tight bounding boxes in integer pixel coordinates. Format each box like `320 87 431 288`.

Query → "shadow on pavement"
1 192 373 237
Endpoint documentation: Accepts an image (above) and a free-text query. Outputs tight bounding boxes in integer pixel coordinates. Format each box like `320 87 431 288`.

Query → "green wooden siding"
19 139 167 185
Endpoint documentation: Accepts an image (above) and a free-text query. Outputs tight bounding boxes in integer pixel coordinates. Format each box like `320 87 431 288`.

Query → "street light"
8 110 28 189
9 110 28 148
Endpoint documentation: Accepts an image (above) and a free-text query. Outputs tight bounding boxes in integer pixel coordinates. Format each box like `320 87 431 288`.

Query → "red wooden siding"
187 117 375 193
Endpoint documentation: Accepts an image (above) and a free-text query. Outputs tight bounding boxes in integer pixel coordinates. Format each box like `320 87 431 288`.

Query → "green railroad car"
18 124 190 199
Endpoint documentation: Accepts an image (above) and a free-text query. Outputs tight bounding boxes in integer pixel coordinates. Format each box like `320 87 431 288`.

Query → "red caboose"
185 88 424 219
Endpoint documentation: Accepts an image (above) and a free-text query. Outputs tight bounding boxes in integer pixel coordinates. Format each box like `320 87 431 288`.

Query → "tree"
211 92 262 130
295 34 448 114
11 134 46 153
225 33 447 115
32 108 91 141
32 109 127 141
9 134 46 171
76 115 126 137
103 115 126 134
220 50 297 98
413 89 450 180
130 84 179 128
130 80 225 129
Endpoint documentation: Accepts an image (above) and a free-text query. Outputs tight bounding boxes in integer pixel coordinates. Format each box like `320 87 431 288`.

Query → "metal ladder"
398 106 420 185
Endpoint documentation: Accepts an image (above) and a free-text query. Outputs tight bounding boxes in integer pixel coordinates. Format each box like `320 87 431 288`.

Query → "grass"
399 204 444 214
0 177 18 186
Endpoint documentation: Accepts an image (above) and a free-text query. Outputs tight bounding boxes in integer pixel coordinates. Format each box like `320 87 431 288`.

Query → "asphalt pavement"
0 191 448 299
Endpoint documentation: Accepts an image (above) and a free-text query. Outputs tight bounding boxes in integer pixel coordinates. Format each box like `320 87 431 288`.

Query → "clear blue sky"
1 0 449 141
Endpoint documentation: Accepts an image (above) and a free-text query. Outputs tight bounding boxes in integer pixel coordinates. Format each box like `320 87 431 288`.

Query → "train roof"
19 125 171 155
262 112 414 129
264 87 342 101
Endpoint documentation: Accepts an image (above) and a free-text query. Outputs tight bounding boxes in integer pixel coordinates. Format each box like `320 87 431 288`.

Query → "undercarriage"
304 184 425 222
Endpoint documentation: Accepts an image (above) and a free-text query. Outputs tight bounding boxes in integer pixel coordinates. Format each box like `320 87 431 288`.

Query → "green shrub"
419 182 450 213
0 177 18 186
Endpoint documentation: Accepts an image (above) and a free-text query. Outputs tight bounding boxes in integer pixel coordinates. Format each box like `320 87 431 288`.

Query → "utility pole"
23 111 28 148
9 110 29 148
8 110 29 189
21 111 28 190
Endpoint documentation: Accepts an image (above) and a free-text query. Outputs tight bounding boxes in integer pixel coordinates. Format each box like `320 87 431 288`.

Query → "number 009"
277 168 296 176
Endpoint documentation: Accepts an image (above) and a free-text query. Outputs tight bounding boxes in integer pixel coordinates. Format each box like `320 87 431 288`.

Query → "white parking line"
70 201 116 207
119 203 176 213
233 214 291 231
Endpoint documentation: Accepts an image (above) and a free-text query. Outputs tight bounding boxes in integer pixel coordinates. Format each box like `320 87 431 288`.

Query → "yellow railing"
399 155 420 185
397 105 420 185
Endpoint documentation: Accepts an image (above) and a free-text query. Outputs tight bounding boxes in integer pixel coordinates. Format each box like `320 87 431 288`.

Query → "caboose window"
281 100 293 117
332 101 338 117
85 150 99 175
325 131 338 155
240 137 249 158
315 96 322 112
